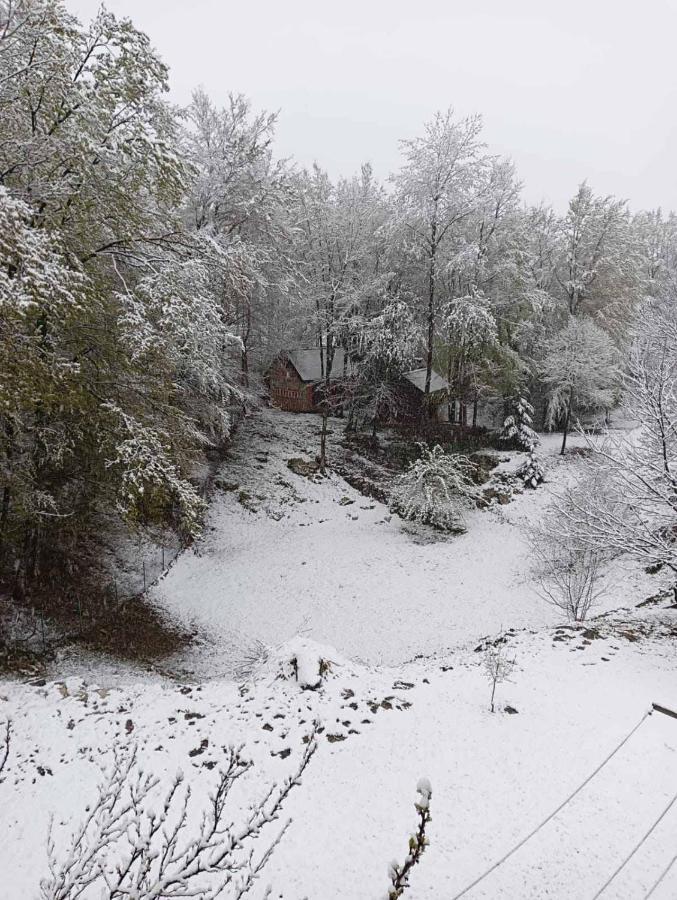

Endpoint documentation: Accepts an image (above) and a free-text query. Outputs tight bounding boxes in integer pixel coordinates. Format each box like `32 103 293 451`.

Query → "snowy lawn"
150 410 655 671
1 619 676 899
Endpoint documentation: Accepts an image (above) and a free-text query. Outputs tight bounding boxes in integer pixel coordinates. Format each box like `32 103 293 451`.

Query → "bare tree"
534 541 605 622
385 779 432 900
554 300 677 585
40 728 318 900
482 641 516 713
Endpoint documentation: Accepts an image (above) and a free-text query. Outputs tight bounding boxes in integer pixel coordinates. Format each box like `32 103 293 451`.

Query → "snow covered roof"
285 348 352 382
403 367 449 393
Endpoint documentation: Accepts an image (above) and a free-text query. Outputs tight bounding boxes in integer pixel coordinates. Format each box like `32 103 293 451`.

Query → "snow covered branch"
40 728 318 900
384 779 432 900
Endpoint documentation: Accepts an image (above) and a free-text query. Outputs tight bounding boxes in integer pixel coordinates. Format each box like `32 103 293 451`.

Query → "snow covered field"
1 410 676 899
150 410 654 672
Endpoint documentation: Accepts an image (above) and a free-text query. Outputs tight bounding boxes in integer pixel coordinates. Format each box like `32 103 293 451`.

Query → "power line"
592 788 677 899
450 709 652 899
644 848 677 899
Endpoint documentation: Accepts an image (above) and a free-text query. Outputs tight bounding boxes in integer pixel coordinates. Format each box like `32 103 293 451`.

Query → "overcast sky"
69 0 677 212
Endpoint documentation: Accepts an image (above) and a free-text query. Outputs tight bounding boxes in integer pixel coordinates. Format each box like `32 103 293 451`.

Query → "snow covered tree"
556 182 639 337
292 163 389 470
482 639 516 713
554 299 677 583
391 445 479 532
392 110 489 400
439 292 498 425
541 317 620 454
0 3 243 601
516 451 545 489
347 295 419 434
500 396 538 451
183 89 295 388
531 495 606 621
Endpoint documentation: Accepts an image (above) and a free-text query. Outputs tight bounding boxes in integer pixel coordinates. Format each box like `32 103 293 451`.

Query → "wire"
644 849 677 899
592 789 677 899
450 709 652 899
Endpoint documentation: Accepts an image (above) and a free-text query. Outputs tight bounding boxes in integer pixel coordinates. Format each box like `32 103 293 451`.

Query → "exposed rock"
470 450 502 471
287 457 319 477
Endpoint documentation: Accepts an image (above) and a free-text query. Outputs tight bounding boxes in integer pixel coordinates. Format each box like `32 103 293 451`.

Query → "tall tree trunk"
318 336 335 474
240 298 251 388
0 485 10 563
424 217 438 401
561 402 571 455
319 411 328 474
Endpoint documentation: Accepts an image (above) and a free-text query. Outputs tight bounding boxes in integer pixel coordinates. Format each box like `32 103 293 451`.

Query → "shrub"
390 444 479 532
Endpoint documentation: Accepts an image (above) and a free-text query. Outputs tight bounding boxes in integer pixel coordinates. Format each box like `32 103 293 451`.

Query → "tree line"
2 0 676 599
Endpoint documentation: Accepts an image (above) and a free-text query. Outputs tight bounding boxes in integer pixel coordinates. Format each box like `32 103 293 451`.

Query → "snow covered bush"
385 778 432 899
500 396 538 451
390 445 479 532
40 735 317 900
516 452 545 489
530 495 607 622
270 638 338 690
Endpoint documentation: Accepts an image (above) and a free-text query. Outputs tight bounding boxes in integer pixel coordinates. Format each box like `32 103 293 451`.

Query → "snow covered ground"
1 409 676 899
149 410 655 673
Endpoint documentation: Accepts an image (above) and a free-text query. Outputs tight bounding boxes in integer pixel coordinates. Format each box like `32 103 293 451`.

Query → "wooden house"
390 367 450 423
267 348 353 412
268 350 449 422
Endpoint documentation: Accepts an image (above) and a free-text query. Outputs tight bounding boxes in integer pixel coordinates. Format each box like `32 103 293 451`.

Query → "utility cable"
644 848 677 899
592 789 677 899
450 709 652 899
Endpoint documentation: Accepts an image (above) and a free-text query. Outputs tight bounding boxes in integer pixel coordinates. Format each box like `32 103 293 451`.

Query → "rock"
338 496 354 506
471 450 502 471
214 478 239 492
504 705 519 715
482 485 512 505
287 457 319 477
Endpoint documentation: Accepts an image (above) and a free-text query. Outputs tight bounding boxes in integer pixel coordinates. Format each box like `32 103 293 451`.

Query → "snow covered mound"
261 637 349 690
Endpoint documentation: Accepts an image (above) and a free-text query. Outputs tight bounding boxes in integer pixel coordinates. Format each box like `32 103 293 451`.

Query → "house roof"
280 351 448 393
285 348 352 382
403 367 449 393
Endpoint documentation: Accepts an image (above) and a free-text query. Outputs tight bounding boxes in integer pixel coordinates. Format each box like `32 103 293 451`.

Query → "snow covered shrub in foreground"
40 734 317 900
516 451 545 488
500 396 538 451
390 445 479 532
385 778 432 899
